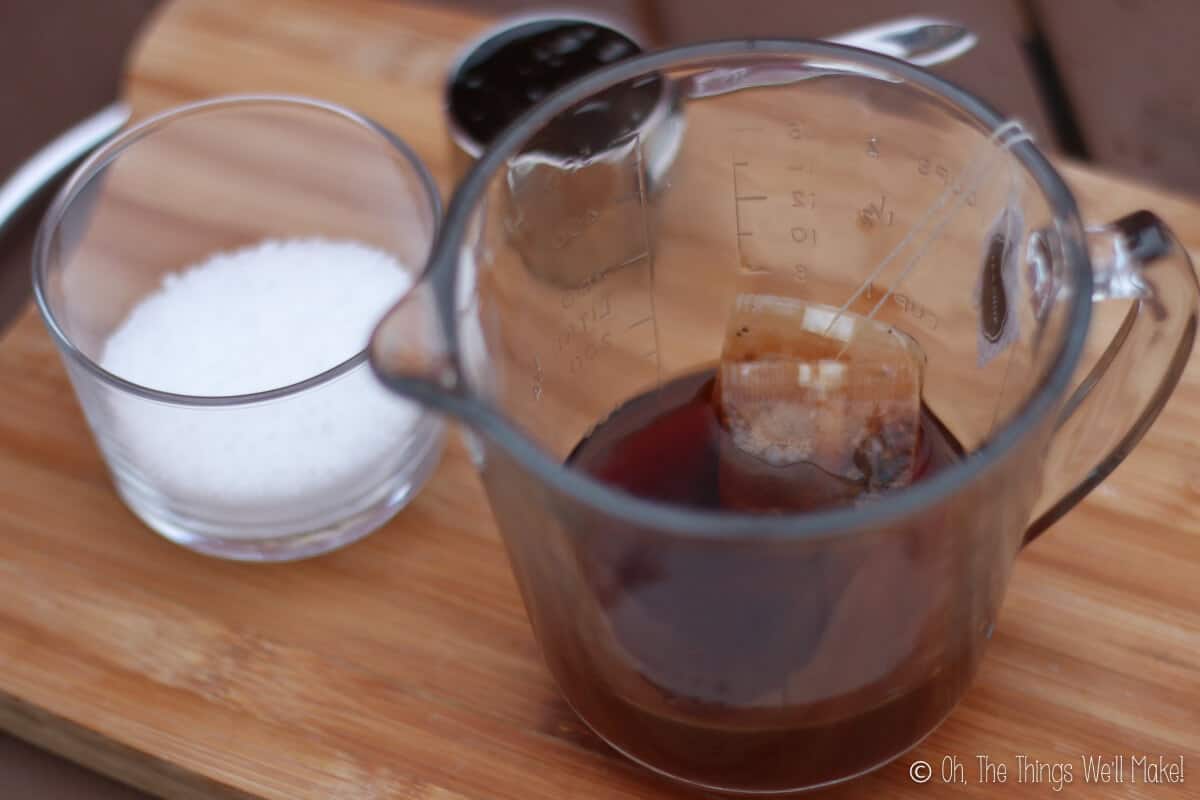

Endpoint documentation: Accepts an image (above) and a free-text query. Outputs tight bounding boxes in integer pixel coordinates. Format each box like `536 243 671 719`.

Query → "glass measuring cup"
371 42 1198 793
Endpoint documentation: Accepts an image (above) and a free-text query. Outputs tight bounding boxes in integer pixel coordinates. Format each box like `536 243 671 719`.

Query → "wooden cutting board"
0 1 1197 797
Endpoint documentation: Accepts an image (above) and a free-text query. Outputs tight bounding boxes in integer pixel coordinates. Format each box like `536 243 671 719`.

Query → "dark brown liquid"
569 369 960 512
558 369 973 791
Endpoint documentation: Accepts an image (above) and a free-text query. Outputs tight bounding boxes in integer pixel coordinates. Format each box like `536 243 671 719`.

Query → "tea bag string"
861 123 1032 323
824 120 1033 347
828 120 1030 327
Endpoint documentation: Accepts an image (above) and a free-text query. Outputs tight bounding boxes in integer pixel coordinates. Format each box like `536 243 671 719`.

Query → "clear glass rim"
403 39 1093 541
33 93 443 408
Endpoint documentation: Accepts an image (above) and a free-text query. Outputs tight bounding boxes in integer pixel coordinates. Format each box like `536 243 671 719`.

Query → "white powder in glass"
100 238 422 524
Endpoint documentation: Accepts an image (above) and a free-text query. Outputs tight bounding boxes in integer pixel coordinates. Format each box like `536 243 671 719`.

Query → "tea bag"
715 294 926 511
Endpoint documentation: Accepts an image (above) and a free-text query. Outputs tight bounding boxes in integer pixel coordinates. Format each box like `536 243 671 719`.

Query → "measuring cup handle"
1023 211 1199 545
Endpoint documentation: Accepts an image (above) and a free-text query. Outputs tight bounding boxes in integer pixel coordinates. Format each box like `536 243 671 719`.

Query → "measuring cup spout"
369 256 467 414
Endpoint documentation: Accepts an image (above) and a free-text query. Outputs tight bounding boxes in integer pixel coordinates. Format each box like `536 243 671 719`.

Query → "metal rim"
442 11 656 160
403 38 1092 541
33 93 443 408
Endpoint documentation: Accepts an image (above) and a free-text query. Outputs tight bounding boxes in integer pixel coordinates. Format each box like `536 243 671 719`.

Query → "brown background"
1 0 1197 797
6 1 1200 198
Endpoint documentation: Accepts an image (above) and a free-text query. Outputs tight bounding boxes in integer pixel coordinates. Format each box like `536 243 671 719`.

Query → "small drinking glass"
34 95 444 561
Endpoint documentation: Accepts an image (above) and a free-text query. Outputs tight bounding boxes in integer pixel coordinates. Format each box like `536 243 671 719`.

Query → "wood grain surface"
0 1 1197 798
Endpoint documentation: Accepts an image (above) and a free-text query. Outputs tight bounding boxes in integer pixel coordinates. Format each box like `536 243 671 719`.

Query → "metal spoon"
0 103 130 249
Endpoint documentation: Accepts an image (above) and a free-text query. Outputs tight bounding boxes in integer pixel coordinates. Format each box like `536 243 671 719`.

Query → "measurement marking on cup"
627 316 654 330
859 194 895 229
790 226 816 244
532 356 544 401
737 231 754 237
632 134 662 385
733 158 749 252
741 263 772 274
792 190 816 209
860 281 940 330
732 161 749 167
736 195 768 201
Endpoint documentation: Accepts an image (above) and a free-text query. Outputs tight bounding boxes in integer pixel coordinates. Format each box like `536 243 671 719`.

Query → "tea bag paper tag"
975 204 1024 367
